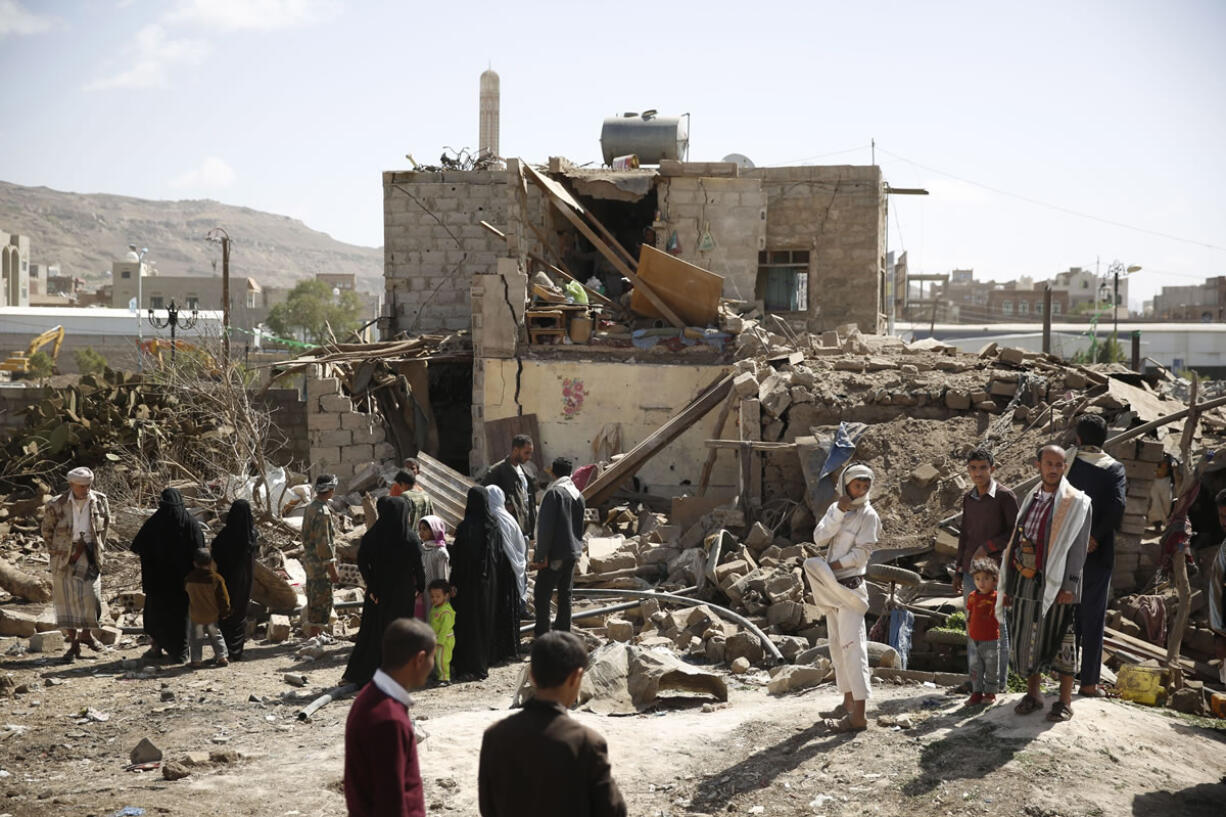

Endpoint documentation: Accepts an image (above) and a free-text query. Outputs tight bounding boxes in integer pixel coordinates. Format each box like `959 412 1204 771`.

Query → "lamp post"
129 244 148 371
206 228 231 367
1106 259 1142 343
147 300 200 365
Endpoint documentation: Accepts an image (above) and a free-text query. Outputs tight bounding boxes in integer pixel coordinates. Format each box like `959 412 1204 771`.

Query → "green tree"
265 279 365 344
74 347 108 375
26 351 54 379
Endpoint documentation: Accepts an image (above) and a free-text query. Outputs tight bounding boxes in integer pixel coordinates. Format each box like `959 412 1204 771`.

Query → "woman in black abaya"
341 495 425 686
449 486 520 681
211 499 258 660
130 487 202 662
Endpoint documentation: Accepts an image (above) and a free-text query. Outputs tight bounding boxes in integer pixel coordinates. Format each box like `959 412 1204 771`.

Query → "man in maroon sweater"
344 617 435 817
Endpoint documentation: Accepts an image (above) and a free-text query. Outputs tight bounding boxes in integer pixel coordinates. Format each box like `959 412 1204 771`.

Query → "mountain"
0 180 383 294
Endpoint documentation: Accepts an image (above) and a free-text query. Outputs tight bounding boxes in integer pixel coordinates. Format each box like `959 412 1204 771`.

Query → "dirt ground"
2 630 1224 817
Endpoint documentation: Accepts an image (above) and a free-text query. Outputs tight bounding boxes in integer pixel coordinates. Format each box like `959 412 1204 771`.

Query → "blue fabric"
888 608 915 670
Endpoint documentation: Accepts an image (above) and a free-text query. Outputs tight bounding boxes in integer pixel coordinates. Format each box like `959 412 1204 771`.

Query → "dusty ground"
2 631 1224 817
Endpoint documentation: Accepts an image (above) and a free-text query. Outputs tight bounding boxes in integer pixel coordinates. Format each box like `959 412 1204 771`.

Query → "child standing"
185 548 231 668
428 578 456 685
966 557 1001 704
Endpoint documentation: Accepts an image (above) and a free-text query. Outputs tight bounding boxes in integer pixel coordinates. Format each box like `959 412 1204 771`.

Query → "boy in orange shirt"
966 558 1001 705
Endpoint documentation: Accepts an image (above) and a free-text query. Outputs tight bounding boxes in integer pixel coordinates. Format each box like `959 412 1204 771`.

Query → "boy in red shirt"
966 558 1002 705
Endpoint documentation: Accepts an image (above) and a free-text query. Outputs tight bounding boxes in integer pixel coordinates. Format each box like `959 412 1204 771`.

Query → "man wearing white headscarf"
42 466 110 663
486 485 528 603
802 463 880 733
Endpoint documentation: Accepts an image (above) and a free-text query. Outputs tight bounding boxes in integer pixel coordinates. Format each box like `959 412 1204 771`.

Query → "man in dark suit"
531 457 586 637
344 618 436 817
481 433 536 540
478 631 626 817
1067 414 1127 699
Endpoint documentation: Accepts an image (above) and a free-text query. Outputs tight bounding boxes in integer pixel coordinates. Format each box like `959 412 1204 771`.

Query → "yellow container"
568 315 593 344
1116 664 1166 705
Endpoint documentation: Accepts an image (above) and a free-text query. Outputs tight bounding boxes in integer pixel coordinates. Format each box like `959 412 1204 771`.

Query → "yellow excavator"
1 325 65 376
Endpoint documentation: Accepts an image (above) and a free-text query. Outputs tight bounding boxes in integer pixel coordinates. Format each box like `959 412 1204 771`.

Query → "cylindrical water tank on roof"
600 111 689 166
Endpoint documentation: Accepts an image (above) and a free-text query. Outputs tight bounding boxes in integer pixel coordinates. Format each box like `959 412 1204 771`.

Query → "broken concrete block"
732 372 759 397
96 626 121 646
820 330 840 348
209 749 240 764
705 636 726 663
790 365 817 387
770 635 810 660
180 751 211 766
730 657 751 675
267 614 291 643
764 572 803 602
740 522 769 554
989 380 1017 397
998 347 1026 366
726 632 765 666
767 661 831 695
909 463 940 487
162 761 191 781
605 618 635 643
130 737 163 764
767 600 805 630
975 400 998 412
1137 438 1164 462
0 608 38 637
714 559 749 584
758 373 793 418
865 357 898 372
834 358 865 372
944 390 972 410
27 630 64 653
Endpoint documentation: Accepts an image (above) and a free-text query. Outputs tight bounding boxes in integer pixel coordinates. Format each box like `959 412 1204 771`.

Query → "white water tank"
600 111 689 166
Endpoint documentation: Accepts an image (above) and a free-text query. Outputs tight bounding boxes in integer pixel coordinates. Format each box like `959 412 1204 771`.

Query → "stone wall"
305 376 396 482
383 169 510 335
254 388 310 468
749 165 886 334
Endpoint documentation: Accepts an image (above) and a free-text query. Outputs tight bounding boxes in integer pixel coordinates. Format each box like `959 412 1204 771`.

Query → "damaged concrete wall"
749 165 885 334
656 171 766 303
382 169 509 334
305 376 395 481
481 358 739 495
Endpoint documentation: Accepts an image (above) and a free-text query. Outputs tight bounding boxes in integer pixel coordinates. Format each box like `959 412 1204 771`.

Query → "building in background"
1152 276 1225 322
0 231 30 307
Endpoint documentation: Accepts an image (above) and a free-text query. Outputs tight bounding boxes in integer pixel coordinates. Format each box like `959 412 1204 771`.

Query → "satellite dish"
723 153 755 169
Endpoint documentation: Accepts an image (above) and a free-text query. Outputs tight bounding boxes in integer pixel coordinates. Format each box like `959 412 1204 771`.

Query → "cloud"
170 156 236 190
0 0 54 37
166 0 340 30
84 23 208 90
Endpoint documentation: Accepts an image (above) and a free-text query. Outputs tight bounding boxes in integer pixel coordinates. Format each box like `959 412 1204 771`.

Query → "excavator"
1 325 65 377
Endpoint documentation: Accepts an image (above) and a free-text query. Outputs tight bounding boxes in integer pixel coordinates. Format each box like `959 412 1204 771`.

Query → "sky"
1 0 1224 310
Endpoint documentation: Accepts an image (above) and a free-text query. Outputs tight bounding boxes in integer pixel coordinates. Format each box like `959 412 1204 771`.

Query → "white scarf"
486 485 528 600
547 475 581 501
1069 445 1119 471
996 476 1092 621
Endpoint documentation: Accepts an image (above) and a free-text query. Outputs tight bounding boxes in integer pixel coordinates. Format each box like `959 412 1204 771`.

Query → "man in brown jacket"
478 631 626 817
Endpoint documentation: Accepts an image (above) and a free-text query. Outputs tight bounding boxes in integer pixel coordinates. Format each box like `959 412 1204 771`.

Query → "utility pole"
207 228 231 367
1042 283 1052 354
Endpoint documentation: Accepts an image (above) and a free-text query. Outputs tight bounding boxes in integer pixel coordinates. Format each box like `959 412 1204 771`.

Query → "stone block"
1137 439 1164 462
96 625 121 645
313 429 352 448
267 614 291 643
605 618 635 642
989 380 1017 397
28 630 64 653
732 372 759 397
342 443 377 464
758 373 792 418
744 521 772 552
998 347 1026 365
130 737 163 764
726 631 765 665
910 463 940 487
317 393 354 413
945 391 972 410
767 661 830 695
764 572 803 602
714 559 750 584
730 656 751 674
705 636 726 663
1124 459 1159 480
639 598 661 621
306 377 340 398
766 600 804 630
340 413 377 432
0 607 38 637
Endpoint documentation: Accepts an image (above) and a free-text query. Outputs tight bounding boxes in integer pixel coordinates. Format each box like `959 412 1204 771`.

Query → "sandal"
1046 701 1074 722
1014 694 1043 715
823 715 867 734
820 704 848 719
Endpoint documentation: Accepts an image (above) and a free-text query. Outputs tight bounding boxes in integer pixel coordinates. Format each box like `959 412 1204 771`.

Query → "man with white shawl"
802 463 880 733
998 444 1092 722
41 466 110 663
486 485 528 604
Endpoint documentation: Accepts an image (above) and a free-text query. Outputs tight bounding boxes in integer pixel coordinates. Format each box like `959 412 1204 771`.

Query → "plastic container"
569 315 593 344
1116 664 1166 705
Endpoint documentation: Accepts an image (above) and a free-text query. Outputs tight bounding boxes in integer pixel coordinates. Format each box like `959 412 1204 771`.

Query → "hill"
0 180 382 293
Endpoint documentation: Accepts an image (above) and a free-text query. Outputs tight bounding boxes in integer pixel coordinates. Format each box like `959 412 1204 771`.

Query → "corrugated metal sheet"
415 451 476 530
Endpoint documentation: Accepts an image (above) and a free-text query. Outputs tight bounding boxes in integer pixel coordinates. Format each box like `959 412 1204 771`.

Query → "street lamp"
1107 260 1142 341
147 300 200 365
129 243 148 371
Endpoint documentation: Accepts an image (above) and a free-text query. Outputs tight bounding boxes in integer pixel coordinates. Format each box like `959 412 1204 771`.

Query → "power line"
770 144 871 167
877 147 1226 253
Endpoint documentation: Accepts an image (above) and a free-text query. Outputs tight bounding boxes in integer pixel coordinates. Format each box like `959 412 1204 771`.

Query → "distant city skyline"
1 0 1223 311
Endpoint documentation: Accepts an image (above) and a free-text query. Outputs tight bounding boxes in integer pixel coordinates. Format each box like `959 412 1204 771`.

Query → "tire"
925 628 969 647
867 563 922 587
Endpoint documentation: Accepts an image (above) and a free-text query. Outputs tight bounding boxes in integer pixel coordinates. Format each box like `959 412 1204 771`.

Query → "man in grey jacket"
531 457 585 637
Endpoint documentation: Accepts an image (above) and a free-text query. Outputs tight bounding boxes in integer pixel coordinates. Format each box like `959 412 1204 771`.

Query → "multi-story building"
1152 276 1225 322
986 285 1069 318
0 231 30 307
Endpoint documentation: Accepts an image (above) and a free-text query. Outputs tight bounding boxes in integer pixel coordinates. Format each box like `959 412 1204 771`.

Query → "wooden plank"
628 245 724 327
705 439 796 451
697 394 736 495
1103 626 1215 681
483 414 545 475
582 373 735 506
739 398 763 505
524 163 685 329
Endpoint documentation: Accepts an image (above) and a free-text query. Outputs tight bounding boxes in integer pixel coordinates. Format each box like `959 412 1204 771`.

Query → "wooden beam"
697 394 737 496
524 163 685 329
581 208 638 269
705 439 797 451
582 374 735 506
478 219 618 312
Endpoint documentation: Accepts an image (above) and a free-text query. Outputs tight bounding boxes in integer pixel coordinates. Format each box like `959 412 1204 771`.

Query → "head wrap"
314 474 338 495
841 463 874 506
419 515 447 545
485 485 528 599
66 467 94 486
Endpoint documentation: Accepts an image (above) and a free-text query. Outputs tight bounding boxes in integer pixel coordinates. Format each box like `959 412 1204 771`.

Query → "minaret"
479 67 500 160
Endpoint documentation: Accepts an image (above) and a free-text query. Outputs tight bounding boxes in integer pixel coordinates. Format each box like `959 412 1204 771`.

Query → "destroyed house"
381 158 888 491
